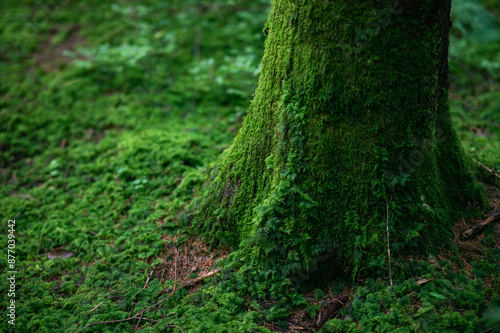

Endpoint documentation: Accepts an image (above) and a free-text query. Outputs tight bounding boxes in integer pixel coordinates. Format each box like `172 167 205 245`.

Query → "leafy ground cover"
0 0 499 332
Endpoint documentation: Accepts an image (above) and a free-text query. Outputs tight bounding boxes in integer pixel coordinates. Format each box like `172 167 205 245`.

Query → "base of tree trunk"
189 0 483 279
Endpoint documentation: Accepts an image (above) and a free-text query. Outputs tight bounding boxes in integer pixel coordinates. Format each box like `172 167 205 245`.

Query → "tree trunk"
194 0 482 277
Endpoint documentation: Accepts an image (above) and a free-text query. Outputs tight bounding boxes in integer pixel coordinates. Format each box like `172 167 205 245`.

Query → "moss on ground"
0 0 499 332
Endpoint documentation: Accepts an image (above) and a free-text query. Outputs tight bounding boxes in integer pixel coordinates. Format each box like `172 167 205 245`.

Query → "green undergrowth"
324 263 499 332
0 0 499 332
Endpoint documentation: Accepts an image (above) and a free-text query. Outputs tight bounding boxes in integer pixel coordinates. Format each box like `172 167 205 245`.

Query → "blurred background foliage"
449 0 500 173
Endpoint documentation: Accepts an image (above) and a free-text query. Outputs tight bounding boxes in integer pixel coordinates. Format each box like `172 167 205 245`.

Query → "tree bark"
194 0 482 277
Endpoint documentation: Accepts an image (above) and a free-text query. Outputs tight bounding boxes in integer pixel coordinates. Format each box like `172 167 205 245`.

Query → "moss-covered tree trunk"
196 0 481 277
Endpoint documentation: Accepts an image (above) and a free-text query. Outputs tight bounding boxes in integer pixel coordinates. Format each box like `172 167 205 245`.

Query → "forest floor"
1 0 499 332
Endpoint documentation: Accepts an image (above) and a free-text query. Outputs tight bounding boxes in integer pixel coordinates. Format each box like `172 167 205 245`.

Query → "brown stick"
50 291 58 305
134 284 180 319
184 268 221 287
85 301 104 316
143 269 155 289
462 212 500 239
473 159 500 179
79 265 218 332
79 285 182 332
135 311 144 330
386 197 396 302
160 268 166 284
416 278 434 286
79 296 184 332
174 249 178 288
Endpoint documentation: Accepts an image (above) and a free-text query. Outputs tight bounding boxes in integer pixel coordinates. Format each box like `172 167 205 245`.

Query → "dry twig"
77 286 182 332
386 197 396 302
462 212 500 239
473 159 500 179
184 268 221 287
85 301 104 316
416 278 433 286
143 269 155 289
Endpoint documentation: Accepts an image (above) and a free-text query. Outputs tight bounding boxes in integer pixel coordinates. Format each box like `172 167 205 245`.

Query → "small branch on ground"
134 285 180 319
409 278 436 297
78 285 183 332
50 291 58 304
85 301 104 316
416 278 434 286
135 311 144 330
473 159 500 179
386 197 396 302
160 268 166 284
184 268 221 287
462 212 500 239
143 269 155 289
